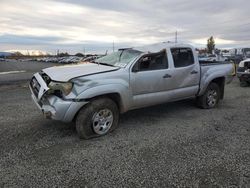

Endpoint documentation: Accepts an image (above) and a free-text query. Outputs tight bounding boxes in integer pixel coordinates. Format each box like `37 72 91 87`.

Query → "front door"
130 50 174 108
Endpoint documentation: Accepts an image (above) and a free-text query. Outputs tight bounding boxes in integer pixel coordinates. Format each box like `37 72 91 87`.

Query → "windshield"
95 49 142 67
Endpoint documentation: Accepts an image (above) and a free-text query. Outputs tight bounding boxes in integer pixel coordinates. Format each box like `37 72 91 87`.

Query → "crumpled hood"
42 63 119 82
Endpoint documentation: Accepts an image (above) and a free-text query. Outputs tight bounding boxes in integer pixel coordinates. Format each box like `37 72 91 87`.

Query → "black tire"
197 82 220 109
76 98 119 139
240 80 249 87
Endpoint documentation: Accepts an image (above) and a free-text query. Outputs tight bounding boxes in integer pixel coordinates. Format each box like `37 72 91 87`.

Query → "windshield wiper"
93 61 115 67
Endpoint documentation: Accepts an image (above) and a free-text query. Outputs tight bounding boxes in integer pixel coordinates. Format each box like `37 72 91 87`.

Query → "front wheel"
197 83 220 109
76 98 119 139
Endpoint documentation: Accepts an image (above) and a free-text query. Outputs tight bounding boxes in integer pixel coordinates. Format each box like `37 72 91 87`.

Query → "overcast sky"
0 0 250 54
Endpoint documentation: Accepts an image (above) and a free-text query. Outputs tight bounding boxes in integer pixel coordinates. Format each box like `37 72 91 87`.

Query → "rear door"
169 48 200 99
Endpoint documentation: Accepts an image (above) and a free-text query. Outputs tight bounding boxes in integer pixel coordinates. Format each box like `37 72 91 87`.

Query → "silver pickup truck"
29 43 234 139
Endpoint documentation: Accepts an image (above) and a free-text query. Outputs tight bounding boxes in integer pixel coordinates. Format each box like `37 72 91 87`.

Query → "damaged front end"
29 72 87 122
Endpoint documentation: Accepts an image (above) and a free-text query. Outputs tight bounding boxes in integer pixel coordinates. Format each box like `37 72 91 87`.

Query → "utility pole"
83 47 85 55
175 30 178 43
112 41 115 52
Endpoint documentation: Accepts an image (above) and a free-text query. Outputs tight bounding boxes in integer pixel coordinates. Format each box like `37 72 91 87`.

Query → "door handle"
163 74 172 78
191 70 198 74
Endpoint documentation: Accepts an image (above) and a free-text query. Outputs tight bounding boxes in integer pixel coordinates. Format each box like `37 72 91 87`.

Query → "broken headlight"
48 81 73 96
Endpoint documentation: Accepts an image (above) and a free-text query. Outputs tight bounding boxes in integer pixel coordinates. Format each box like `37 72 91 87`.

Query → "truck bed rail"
199 60 232 66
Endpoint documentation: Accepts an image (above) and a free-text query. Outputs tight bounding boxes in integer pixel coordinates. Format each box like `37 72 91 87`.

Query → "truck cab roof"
133 42 194 53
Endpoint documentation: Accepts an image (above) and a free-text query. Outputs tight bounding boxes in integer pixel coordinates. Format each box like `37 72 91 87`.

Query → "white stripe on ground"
0 70 26 75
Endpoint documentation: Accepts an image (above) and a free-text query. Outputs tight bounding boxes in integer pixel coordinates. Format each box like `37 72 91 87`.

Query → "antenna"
113 41 115 52
175 30 178 43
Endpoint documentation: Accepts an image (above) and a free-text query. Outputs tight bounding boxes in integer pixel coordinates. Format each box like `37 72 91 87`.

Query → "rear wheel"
197 83 220 109
76 98 119 139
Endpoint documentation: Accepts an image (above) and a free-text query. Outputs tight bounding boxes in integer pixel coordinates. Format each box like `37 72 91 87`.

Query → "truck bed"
198 61 235 96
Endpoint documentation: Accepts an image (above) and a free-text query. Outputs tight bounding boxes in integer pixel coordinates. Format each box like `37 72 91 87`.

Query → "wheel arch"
87 93 124 112
199 75 226 99
210 77 225 99
72 92 124 123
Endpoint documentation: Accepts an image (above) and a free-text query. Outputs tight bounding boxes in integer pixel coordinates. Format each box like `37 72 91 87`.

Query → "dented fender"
75 84 131 113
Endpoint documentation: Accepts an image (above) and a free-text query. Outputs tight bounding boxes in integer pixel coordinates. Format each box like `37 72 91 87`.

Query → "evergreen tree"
207 36 215 54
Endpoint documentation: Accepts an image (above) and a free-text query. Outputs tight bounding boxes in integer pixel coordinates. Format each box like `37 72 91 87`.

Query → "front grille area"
30 77 40 98
245 61 250 69
237 67 245 72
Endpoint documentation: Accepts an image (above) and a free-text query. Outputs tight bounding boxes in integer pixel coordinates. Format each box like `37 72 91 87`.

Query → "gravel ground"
0 78 249 187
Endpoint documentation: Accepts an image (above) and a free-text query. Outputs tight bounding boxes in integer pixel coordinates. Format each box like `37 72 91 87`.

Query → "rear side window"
171 48 194 68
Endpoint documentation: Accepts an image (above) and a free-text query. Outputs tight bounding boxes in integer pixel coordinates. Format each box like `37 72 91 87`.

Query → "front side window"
171 48 194 68
133 50 168 72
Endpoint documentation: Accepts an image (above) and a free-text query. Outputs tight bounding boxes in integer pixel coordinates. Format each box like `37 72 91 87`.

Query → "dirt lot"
0 78 249 187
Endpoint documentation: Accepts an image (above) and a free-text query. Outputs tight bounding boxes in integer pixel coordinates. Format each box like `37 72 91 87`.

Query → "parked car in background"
237 58 250 87
207 54 218 61
199 54 228 62
199 54 218 62
226 55 243 64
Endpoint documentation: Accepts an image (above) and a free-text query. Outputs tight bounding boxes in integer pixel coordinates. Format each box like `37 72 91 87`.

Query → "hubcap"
207 89 218 107
92 109 113 135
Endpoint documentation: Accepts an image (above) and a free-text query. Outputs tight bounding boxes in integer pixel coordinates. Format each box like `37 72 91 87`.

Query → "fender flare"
76 84 131 113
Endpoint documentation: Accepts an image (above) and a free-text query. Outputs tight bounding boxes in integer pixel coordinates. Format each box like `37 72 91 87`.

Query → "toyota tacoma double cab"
29 43 235 139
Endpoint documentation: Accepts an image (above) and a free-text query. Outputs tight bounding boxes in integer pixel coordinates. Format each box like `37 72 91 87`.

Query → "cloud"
0 34 63 45
192 38 235 45
0 0 250 53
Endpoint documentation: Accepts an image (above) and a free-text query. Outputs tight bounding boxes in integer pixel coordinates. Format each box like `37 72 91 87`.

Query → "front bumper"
237 72 250 82
29 73 88 122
